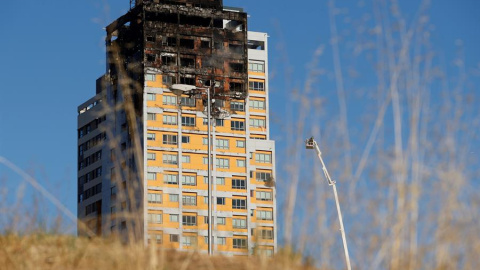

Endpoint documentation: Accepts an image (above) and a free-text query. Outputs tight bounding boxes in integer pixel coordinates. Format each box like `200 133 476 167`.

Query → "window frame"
181 116 196 127
232 198 247 209
162 115 177 125
147 113 156 121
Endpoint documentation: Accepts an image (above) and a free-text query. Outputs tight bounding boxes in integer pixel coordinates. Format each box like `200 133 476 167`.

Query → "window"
216 197 225 205
147 213 162 224
237 159 246 168
236 140 245 148
248 62 265 72
257 210 273 220
229 62 244 72
182 235 196 246
260 229 274 239
110 186 117 196
250 99 265 109
203 176 209 184
256 172 272 182
233 218 246 228
182 155 190 163
204 196 208 204
147 193 162 204
201 40 210 48
233 238 247 249
230 82 243 92
182 195 197 206
216 158 229 169
147 153 156 160
162 134 177 145
182 175 196 186
181 136 190 143
256 190 273 201
163 115 177 125
153 234 163 244
164 174 178 184
147 93 156 101
231 120 245 131
250 118 266 128
162 95 177 105
179 38 194 49
162 55 176 66
217 217 226 225
248 81 265 91
147 113 156 121
255 153 272 163
170 214 179 222
145 74 155 81
182 116 196 127
146 54 156 62
232 179 246 189
202 137 209 145
217 237 226 245
215 118 224 127
216 177 225 185
182 215 197 226
204 216 210 224
162 75 176 86
163 154 178 164
232 198 246 209
216 139 229 149
180 97 196 107
259 249 274 257
169 194 179 202
147 172 156 180
230 101 245 111
163 36 177 46
170 234 179 242
147 133 156 141
180 76 195 86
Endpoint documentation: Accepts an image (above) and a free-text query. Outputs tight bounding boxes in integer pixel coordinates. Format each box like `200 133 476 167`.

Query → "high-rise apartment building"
77 0 276 256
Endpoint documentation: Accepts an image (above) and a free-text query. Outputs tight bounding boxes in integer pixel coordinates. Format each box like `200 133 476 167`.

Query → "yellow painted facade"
145 46 275 255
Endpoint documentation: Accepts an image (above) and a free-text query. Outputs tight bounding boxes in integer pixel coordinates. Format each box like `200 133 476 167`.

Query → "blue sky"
0 0 479 236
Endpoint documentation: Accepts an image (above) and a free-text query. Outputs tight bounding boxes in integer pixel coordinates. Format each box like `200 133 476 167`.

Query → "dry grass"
0 234 318 270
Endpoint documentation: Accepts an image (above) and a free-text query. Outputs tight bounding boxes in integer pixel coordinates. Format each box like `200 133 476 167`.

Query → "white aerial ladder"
305 137 352 270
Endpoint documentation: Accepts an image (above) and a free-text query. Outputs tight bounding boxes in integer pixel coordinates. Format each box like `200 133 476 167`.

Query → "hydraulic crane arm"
305 137 352 270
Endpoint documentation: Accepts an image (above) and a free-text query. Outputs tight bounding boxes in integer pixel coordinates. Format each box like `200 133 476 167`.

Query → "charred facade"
106 0 248 116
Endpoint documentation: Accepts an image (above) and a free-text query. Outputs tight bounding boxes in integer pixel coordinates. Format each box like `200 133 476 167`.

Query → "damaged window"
146 36 155 42
201 40 210 49
229 63 244 73
146 54 156 62
179 38 195 49
161 54 176 66
214 42 223 50
162 37 177 47
247 40 265 50
180 76 195 86
229 82 244 92
229 44 243 54
180 57 195 68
